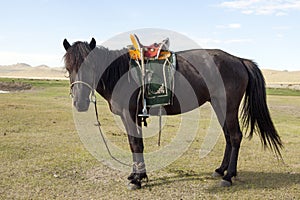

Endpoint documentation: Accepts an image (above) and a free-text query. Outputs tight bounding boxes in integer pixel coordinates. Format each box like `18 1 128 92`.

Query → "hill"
0 63 66 80
262 69 300 90
0 64 299 89
262 69 300 83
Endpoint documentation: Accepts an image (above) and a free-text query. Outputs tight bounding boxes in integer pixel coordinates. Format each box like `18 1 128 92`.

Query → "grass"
0 78 299 199
267 87 300 96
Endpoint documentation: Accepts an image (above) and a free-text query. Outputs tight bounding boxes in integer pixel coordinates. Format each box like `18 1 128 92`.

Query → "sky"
0 0 299 71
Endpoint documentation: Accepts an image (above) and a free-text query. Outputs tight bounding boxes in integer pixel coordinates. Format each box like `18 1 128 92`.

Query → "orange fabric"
129 34 171 60
129 49 140 60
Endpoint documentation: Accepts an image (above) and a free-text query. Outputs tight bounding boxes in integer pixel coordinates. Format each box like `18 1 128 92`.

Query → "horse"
63 37 283 189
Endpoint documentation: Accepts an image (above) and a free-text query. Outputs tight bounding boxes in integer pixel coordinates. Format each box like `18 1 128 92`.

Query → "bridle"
69 80 131 167
70 80 96 103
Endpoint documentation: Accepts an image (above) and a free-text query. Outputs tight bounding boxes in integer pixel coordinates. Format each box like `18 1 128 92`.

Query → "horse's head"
63 38 97 112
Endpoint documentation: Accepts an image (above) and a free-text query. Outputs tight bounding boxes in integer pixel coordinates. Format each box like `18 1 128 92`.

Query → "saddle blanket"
130 52 176 107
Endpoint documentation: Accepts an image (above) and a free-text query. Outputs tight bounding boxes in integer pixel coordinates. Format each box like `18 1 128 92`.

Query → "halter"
70 81 96 103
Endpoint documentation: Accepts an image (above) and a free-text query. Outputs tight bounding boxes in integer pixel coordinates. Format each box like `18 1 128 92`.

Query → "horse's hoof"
212 171 222 178
220 179 232 187
127 182 141 190
127 173 135 180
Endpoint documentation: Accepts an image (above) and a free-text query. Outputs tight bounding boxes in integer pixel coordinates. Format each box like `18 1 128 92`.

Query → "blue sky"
0 0 299 70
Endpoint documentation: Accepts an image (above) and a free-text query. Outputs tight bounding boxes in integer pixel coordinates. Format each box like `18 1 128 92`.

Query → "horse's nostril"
72 99 90 112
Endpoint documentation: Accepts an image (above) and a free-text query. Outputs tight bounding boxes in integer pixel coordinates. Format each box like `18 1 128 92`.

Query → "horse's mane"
63 41 92 73
94 46 129 92
63 42 130 92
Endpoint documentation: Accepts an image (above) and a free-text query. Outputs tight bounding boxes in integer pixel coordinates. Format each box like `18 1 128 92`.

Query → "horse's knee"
128 136 144 153
226 119 242 147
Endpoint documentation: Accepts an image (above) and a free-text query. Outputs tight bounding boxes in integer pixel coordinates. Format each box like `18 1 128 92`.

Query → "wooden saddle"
128 34 171 60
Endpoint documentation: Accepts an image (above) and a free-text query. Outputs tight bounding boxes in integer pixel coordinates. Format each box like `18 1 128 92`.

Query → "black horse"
63 38 282 189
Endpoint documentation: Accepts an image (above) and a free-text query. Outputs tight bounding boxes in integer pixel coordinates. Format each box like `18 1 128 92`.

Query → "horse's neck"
95 48 129 99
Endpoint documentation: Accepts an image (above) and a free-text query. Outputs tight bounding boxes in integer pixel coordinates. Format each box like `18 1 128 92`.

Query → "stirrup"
138 99 149 118
138 106 150 118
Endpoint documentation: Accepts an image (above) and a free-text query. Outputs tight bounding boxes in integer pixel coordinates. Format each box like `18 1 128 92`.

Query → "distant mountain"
35 65 52 69
0 63 31 72
0 63 66 79
0 63 299 84
262 69 300 83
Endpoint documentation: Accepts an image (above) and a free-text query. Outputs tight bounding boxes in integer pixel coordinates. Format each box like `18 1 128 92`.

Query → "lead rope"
71 81 131 167
91 92 131 167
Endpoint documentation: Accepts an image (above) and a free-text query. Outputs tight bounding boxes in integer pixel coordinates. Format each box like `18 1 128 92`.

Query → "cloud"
272 26 290 30
276 33 284 38
216 23 241 29
196 37 252 48
223 38 252 44
220 0 260 9
219 0 300 15
275 12 288 16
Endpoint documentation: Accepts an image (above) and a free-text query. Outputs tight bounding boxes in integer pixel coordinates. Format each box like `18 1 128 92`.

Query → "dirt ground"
0 81 32 91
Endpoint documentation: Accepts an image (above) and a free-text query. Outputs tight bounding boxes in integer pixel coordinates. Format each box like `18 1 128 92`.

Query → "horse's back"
208 49 250 111
175 49 249 110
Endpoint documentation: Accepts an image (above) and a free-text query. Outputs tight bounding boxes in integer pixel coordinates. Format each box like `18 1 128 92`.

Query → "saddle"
128 33 176 122
129 34 171 60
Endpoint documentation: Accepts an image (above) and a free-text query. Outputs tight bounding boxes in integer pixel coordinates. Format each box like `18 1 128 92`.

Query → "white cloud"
276 33 284 38
216 23 241 29
196 37 252 48
220 0 261 9
272 26 290 30
219 0 300 15
242 10 254 14
223 38 252 44
275 12 288 16
197 38 221 47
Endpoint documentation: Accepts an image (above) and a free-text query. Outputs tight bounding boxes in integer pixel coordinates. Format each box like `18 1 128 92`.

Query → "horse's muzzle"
73 99 90 112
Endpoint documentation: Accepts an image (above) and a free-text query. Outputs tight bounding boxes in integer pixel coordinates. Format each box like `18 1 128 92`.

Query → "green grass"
267 88 300 96
0 78 299 199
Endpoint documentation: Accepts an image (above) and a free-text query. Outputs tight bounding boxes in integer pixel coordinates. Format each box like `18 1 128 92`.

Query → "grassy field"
0 78 299 199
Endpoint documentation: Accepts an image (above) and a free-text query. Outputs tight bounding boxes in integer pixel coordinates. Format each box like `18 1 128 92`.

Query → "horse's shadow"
143 170 300 191
226 171 300 190
143 172 210 188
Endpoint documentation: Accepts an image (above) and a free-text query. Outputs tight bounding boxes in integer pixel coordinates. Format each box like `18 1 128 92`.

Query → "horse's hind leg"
213 125 231 177
211 100 242 186
221 112 242 186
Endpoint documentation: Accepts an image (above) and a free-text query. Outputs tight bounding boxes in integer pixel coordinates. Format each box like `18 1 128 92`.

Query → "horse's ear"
89 38 96 50
63 39 71 51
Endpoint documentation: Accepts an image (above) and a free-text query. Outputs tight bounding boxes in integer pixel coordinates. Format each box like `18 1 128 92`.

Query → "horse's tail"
241 59 283 158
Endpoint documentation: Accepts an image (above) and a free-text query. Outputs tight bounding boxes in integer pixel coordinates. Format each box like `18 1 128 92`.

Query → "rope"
92 98 131 167
70 81 131 167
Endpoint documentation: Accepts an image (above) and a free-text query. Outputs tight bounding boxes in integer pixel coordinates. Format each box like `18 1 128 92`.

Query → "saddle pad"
130 52 176 107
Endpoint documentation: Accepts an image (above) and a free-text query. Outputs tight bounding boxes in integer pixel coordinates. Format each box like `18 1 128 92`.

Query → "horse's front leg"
121 112 148 190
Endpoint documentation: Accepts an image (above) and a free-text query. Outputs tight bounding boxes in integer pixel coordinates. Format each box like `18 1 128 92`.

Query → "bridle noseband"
70 80 96 103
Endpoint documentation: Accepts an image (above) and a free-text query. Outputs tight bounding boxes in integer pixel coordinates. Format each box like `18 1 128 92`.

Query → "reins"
70 81 131 167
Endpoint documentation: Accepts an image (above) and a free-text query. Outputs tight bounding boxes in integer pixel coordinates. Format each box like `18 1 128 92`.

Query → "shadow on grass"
143 170 300 191
206 170 300 193
143 171 213 188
